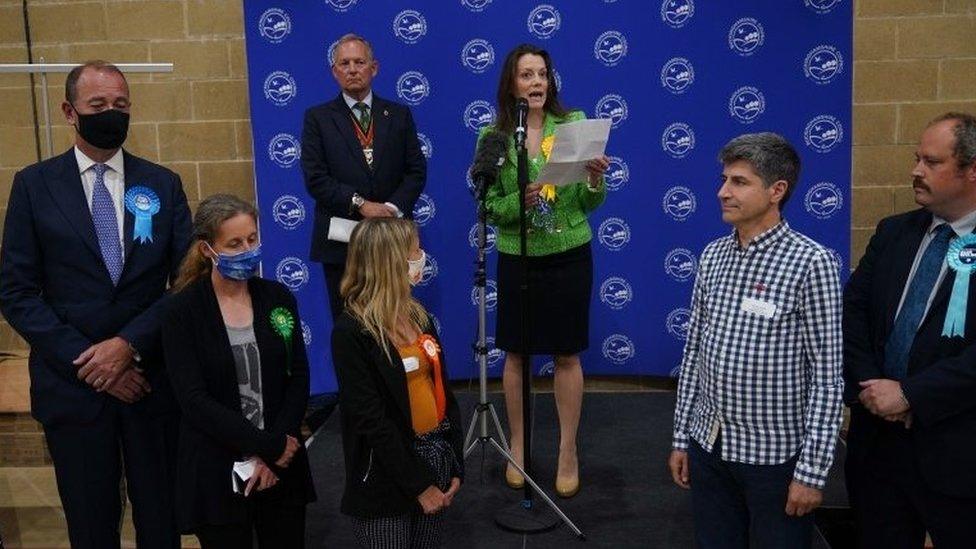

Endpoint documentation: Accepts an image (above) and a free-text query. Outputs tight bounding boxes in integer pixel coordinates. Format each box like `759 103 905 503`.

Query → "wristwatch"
351 193 365 211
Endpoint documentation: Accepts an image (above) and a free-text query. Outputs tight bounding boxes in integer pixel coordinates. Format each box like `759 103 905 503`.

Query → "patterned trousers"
352 421 460 549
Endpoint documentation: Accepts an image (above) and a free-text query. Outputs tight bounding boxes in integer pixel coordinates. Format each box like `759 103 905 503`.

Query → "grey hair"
928 112 976 169
331 33 375 65
719 132 801 210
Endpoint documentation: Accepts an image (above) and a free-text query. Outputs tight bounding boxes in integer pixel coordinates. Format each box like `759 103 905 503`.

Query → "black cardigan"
162 276 315 532
331 311 464 519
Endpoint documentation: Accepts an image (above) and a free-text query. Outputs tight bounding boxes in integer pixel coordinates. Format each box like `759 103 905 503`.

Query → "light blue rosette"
942 233 976 337
124 186 161 244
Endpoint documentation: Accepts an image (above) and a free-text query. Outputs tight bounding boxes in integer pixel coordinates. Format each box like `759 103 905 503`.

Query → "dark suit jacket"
843 208 976 498
331 311 464 519
162 276 315 532
0 148 192 426
300 93 426 264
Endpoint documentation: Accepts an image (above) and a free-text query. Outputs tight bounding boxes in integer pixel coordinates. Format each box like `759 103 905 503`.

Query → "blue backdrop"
242 0 852 394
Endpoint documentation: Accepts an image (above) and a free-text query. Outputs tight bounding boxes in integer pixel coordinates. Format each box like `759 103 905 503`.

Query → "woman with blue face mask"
162 194 315 548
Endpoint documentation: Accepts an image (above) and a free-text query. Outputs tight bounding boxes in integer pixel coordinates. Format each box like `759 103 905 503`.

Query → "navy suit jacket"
300 93 426 264
843 208 976 498
0 148 192 427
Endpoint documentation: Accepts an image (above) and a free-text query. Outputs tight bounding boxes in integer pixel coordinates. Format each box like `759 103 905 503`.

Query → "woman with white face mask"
332 218 464 549
162 194 315 548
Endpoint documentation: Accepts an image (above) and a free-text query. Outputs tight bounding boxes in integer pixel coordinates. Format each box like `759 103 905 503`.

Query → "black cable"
22 0 42 162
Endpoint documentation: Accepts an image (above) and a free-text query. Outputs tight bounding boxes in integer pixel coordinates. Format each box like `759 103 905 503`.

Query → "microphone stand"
491 132 584 539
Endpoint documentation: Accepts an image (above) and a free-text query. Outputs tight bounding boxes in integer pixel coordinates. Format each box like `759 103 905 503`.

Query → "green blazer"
478 110 606 256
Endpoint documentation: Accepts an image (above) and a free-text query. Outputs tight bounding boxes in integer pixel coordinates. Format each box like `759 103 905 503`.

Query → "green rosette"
270 306 295 374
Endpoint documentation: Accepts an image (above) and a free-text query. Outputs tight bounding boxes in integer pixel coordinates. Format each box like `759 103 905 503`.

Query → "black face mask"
71 105 130 150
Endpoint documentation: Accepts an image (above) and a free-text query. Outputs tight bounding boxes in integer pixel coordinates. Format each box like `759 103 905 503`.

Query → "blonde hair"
341 218 429 360
172 194 257 292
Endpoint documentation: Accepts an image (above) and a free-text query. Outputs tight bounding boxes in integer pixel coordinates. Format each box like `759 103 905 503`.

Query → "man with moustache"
0 61 191 548
670 133 844 547
843 112 976 547
301 33 427 319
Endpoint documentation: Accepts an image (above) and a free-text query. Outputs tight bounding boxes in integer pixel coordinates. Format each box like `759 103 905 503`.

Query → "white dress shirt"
74 146 126 260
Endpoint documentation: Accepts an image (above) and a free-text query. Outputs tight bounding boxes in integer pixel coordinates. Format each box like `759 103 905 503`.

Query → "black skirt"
495 242 592 355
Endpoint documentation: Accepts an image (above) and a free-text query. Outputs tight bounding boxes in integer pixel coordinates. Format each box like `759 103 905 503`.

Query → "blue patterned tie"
884 224 953 379
90 163 123 285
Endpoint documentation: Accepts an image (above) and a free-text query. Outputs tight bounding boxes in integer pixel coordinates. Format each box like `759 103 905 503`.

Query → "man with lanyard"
301 33 427 319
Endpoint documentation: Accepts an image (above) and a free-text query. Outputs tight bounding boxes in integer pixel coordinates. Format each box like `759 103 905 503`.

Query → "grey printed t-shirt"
227 324 264 430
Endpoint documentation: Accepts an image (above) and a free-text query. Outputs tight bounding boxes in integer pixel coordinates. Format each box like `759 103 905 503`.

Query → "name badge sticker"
402 356 420 373
741 296 777 319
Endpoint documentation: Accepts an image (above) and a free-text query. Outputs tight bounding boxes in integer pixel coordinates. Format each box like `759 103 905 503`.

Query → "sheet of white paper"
536 119 612 186
232 457 258 493
327 217 359 243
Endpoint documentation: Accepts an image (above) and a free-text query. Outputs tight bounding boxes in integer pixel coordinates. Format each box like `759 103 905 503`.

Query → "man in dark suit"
843 112 976 548
0 61 192 549
301 33 427 318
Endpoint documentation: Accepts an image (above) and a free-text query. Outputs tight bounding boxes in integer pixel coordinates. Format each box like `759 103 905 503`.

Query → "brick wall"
1 0 976 352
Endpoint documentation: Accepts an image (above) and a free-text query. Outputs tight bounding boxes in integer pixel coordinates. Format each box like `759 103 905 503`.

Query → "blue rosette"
124 186 161 244
942 233 976 337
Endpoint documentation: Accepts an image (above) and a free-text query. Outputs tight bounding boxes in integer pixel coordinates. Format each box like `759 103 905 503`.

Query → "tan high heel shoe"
505 444 524 489
555 448 579 498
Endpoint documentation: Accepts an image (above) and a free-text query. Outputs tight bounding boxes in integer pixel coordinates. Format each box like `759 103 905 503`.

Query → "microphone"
469 130 508 196
514 97 528 151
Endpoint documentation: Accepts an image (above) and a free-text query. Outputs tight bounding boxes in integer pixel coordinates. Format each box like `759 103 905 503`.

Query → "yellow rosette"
539 135 557 202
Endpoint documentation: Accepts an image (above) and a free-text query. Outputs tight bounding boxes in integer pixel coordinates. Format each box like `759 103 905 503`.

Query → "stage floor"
305 391 846 548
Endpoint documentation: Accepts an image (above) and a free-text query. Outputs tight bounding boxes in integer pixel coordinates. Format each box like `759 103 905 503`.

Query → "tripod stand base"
494 501 561 534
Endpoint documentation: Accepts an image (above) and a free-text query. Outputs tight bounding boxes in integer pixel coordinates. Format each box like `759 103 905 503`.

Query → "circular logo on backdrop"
527 5 561 39
487 337 504 368
301 320 311 346
275 257 309 291
804 182 844 219
661 57 695 94
666 308 692 340
553 70 562 92
272 195 305 230
396 71 430 105
804 115 844 153
729 86 766 124
597 218 631 251
595 94 628 128
471 279 498 311
468 223 497 252
600 277 633 310
268 133 300 168
669 363 682 378
804 45 844 85
263 71 297 106
461 39 495 73
594 31 628 66
605 156 629 191
538 361 555 376
805 0 843 14
325 0 358 12
665 248 698 281
412 194 436 226
661 0 695 28
663 186 697 221
464 100 496 133
417 132 433 159
728 18 764 56
258 8 291 43
603 334 636 365
417 254 438 286
393 10 427 44
662 123 696 158
326 39 340 66
463 0 493 12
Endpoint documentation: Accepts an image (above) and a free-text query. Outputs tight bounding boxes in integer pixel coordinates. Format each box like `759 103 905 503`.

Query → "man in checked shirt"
669 133 844 548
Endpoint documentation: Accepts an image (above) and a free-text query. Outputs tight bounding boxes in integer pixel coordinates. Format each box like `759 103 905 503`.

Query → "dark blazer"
843 208 976 498
300 93 426 264
0 148 192 426
331 311 464 519
162 276 315 532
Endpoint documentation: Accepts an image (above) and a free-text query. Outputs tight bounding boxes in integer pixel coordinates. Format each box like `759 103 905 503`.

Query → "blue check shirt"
672 221 844 489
